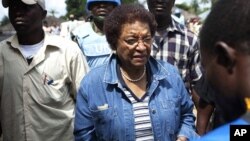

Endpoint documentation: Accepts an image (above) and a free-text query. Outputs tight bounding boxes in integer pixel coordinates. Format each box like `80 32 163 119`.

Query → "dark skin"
8 1 47 45
196 98 214 135
89 2 116 33
147 0 175 30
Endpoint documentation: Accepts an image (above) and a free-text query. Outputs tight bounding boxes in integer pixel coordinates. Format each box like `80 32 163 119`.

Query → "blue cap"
86 0 121 11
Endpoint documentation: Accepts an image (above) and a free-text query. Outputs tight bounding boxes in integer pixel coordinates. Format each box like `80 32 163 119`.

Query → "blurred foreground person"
192 0 250 140
72 0 120 69
74 4 198 141
0 0 89 141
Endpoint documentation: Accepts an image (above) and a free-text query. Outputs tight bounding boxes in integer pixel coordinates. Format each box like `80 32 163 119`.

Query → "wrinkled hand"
176 136 187 141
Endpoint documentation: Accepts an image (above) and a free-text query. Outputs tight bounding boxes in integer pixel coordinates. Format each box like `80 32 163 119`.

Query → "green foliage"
65 0 137 20
175 3 191 12
176 0 216 15
65 0 86 20
122 0 137 4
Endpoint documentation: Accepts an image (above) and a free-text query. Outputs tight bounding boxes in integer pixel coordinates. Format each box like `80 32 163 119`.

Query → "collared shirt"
0 34 89 141
74 54 198 141
151 19 202 93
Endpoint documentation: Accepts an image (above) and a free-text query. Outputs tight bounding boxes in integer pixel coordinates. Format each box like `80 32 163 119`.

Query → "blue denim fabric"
72 22 112 69
74 54 199 141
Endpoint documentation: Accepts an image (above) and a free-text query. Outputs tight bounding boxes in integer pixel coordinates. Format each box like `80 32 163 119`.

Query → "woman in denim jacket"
74 4 199 141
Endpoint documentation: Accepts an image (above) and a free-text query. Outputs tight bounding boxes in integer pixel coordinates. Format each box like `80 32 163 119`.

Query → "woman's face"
117 21 152 68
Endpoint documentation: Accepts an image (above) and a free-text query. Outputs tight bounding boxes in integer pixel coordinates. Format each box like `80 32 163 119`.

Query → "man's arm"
193 76 215 135
196 98 214 135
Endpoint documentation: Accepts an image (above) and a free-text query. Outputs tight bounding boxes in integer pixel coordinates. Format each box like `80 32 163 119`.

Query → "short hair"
199 0 250 55
104 4 157 50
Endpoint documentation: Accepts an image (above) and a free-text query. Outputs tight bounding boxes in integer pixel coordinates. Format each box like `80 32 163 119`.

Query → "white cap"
2 0 46 10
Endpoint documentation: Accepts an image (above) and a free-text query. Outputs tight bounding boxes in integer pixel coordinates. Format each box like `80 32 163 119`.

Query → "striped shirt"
151 19 202 93
124 89 154 141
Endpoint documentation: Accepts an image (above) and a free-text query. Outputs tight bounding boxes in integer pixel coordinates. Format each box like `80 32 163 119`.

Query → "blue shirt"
191 112 250 141
74 54 198 141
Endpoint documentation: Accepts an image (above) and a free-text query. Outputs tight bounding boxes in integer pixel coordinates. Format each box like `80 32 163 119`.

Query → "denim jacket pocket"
90 106 118 140
160 100 178 134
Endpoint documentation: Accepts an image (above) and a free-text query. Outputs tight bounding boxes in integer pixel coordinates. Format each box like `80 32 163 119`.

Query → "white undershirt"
19 39 44 59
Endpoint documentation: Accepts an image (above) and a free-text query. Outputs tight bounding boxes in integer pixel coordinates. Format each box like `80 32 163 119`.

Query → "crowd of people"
0 0 250 141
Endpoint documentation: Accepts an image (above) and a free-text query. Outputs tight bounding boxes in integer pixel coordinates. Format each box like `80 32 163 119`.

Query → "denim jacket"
74 54 198 141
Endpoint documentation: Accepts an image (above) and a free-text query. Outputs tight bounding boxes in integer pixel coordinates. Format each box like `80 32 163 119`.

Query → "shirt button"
152 109 156 114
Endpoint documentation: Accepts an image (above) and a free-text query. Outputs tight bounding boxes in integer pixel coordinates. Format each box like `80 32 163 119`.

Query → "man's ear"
42 10 47 19
215 41 236 74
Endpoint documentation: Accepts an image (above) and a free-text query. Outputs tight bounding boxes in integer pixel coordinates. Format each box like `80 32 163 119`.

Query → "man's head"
200 0 250 98
146 0 175 19
4 0 47 38
86 0 120 11
86 0 120 23
69 14 75 21
2 0 46 10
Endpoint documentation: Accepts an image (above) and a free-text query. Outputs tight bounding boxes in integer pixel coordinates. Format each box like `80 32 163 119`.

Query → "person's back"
59 14 83 40
191 0 250 140
72 0 120 69
0 0 89 140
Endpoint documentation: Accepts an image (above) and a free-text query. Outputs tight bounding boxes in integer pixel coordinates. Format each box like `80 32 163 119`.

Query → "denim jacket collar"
103 54 170 85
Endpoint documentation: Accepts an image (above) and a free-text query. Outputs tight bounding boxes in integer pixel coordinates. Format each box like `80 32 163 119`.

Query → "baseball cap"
2 0 46 10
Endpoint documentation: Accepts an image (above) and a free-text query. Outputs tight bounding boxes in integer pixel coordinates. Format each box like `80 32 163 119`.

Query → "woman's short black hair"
200 0 250 55
104 4 157 50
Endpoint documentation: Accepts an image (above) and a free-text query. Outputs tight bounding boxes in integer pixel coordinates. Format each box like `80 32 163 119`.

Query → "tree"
65 0 86 20
201 0 218 6
176 0 214 15
48 9 59 17
0 16 10 26
65 0 137 20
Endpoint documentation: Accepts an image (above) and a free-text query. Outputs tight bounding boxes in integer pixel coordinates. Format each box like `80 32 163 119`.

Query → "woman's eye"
124 39 137 45
143 37 152 43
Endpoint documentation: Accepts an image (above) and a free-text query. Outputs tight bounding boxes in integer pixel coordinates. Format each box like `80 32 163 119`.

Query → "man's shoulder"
171 19 198 39
45 35 79 51
0 35 16 50
192 118 249 141
72 22 92 36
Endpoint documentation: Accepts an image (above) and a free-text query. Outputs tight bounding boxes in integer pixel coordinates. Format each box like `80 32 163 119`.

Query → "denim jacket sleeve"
74 80 97 141
176 72 199 140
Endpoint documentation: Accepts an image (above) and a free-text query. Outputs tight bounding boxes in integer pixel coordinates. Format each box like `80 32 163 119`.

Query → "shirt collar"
91 21 104 36
103 54 170 84
6 34 61 52
167 18 185 35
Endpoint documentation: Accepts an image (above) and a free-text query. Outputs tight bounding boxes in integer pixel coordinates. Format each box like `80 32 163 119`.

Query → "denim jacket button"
152 109 156 114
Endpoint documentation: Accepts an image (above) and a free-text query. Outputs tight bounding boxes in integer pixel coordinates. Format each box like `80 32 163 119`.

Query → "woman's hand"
176 136 187 141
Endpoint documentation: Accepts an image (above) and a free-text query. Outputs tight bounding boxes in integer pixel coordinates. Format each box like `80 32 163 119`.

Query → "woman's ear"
214 41 236 74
